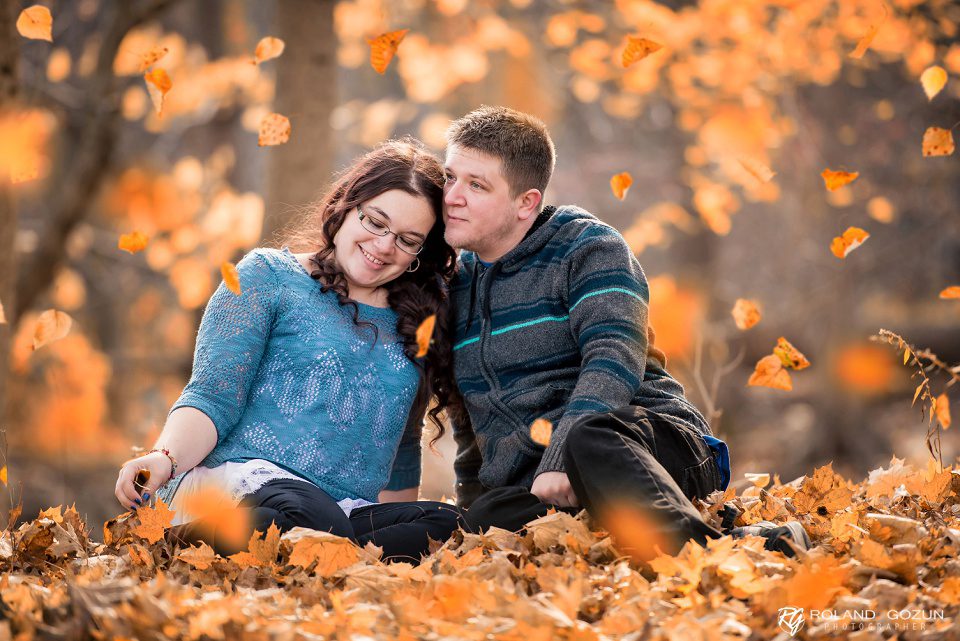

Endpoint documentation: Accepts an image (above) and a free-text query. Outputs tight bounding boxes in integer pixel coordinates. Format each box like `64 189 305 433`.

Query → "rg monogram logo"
778 607 805 636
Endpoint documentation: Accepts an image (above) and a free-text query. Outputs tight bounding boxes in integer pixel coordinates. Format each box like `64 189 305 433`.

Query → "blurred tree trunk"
0 0 21 432
261 0 336 245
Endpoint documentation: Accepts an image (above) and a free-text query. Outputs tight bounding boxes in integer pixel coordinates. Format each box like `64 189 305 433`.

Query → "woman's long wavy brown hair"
278 138 458 443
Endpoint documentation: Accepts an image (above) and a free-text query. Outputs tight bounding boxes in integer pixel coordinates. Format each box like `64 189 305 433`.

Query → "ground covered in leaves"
1 458 960 640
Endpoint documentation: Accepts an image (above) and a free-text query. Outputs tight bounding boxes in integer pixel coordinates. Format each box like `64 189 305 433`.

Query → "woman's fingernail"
142 493 150 501
130 505 138 510
134 498 141 505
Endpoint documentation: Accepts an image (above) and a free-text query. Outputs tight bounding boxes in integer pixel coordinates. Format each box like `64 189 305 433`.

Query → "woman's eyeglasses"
357 205 425 255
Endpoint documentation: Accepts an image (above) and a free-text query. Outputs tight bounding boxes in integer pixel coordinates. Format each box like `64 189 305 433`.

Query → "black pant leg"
348 501 467 563
563 406 722 556
245 478 353 538
463 486 578 533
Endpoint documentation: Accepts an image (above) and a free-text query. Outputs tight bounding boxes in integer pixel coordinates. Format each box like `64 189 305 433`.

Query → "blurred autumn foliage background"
0 0 958 536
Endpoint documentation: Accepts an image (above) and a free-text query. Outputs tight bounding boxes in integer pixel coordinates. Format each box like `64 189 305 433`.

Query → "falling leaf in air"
118 231 149 253
748 354 792 391
143 69 172 117
0 467 6 484
848 8 886 59
366 29 408 74
820 169 858 191
180 486 251 552
731 298 761 330
131 500 175 544
922 127 954 157
830 227 869 258
529 419 553 446
621 36 661 67
934 393 951 429
920 66 947 100
138 46 168 71
258 113 290 146
610 172 632 200
737 156 776 184
17 5 52 41
32 310 72 350
415 314 436 358
254 37 285 64
221 262 241 295
940 287 960 299
773 337 811 370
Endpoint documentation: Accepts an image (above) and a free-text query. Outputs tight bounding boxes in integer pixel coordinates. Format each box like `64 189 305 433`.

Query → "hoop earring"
406 258 420 273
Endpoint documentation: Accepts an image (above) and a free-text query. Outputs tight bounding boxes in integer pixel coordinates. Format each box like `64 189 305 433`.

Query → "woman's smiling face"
332 189 435 304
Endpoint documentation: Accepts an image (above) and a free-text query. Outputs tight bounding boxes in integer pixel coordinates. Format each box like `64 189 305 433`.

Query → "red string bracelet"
149 448 178 481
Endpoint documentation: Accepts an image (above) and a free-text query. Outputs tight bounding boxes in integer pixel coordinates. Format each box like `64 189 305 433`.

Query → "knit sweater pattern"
451 206 711 506
161 248 421 505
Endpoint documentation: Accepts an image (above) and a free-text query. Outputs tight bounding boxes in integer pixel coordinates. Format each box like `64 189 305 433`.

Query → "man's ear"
516 189 542 221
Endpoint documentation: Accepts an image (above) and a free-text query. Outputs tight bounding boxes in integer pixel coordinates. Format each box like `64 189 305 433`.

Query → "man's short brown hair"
445 106 556 200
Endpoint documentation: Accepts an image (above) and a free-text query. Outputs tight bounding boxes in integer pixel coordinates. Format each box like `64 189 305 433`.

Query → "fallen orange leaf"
258 113 290 146
610 172 632 200
254 37 285 64
934 393 951 429
285 531 365 575
747 355 792 391
415 314 436 358
774 337 810 370
731 298 760 330
621 36 661 67
221 262 240 295
922 127 954 157
138 46 168 72
143 68 172 117
848 8 886 59
743 473 770 488
17 5 52 42
920 66 947 101
940 286 960 299
118 231 149 254
32 309 72 351
230 523 281 568
830 227 869 258
366 29 408 74
820 169 858 191
131 500 175 544
176 542 217 570
529 419 553 447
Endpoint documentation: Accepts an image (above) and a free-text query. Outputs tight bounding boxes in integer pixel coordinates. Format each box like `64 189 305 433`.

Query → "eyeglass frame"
355 205 426 255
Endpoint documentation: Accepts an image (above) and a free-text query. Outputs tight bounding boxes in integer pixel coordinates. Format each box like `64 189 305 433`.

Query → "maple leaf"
177 542 217 570
137 46 168 72
920 66 947 101
747 355 792 391
31 310 72 351
254 36 285 64
415 314 436 358
17 5 52 42
118 231 149 254
230 523 281 567
366 29 408 74
784 556 849 610
220 262 241 295
609 172 631 200
529 419 552 447
820 169 858 191
830 227 869 258
793 463 854 516
621 36 661 67
731 299 760 330
143 68 172 117
940 286 960 299
131 501 174 544
258 113 291 146
285 531 367 575
922 127 954 157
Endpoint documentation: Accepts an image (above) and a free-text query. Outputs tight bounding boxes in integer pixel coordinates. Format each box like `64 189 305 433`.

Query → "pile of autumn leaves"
0 459 956 639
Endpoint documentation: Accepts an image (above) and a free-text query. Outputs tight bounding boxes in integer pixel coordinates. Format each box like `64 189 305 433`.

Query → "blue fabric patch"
701 434 730 490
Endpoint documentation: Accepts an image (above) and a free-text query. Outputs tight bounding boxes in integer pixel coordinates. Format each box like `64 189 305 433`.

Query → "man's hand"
530 471 580 508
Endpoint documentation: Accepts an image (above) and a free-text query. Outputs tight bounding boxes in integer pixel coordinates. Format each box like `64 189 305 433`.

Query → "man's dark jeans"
464 406 723 555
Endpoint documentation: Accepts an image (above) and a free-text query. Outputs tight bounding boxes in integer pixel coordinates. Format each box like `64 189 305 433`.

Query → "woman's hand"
115 451 173 510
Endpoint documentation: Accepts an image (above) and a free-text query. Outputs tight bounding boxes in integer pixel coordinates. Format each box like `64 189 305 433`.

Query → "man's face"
443 145 523 262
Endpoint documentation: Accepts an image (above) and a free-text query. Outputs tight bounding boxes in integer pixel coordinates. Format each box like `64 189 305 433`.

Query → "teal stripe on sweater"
570 287 645 312
454 314 570 350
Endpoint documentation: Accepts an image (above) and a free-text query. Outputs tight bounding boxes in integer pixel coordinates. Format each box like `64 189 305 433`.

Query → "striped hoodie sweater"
451 205 712 507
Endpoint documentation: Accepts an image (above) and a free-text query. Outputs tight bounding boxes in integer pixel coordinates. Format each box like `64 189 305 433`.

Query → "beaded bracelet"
149 448 179 481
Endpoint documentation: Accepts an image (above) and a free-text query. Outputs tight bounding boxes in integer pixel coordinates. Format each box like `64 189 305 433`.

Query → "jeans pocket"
681 455 721 500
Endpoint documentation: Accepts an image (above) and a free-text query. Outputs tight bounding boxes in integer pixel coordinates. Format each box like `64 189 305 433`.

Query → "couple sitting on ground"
115 106 810 564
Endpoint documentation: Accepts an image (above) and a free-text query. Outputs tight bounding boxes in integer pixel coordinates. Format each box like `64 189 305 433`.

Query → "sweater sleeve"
536 227 650 475
384 405 423 491
171 250 280 443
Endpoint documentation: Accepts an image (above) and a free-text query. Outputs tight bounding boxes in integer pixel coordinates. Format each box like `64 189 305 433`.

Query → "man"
442 106 808 558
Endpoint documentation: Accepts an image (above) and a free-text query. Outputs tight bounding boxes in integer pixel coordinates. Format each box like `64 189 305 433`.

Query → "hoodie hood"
496 205 606 273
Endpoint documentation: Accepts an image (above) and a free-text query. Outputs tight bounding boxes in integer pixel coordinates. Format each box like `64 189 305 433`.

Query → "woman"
115 139 464 562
